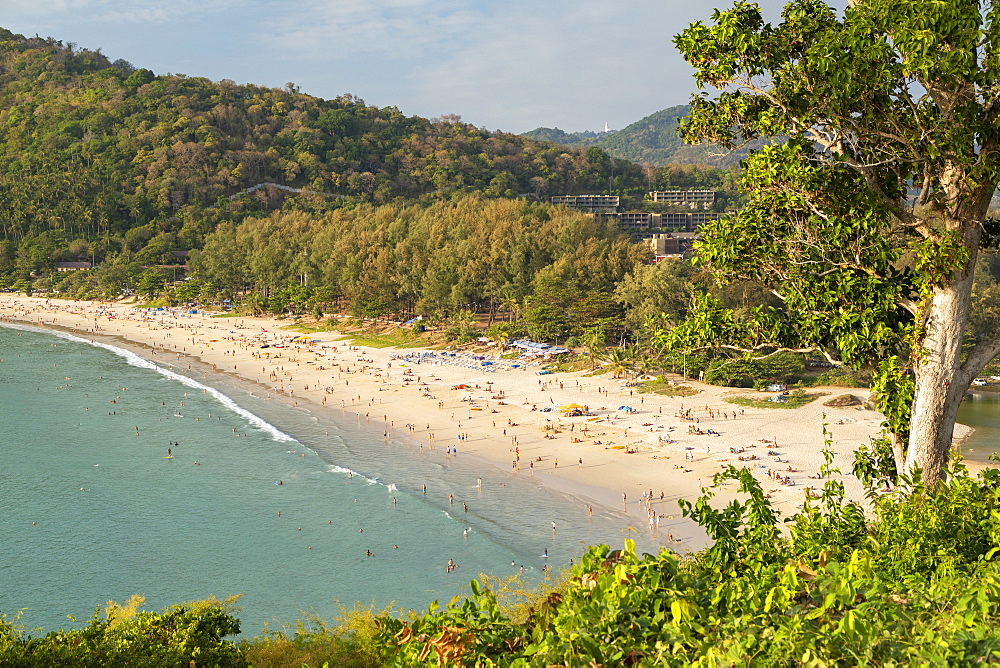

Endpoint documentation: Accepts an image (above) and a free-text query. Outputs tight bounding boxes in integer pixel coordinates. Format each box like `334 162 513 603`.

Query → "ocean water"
0 324 664 635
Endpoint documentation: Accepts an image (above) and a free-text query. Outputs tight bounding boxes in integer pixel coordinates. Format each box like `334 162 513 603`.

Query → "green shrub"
802 366 872 388
241 605 386 668
704 352 806 387
376 461 1000 665
0 596 245 666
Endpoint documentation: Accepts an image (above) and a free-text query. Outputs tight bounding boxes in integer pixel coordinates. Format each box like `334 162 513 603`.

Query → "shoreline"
1 295 987 551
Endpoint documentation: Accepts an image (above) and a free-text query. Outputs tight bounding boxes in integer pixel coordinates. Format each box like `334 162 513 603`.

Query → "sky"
2 0 795 134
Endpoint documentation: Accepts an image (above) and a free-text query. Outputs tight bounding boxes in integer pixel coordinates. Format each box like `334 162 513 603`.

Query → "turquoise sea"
0 324 662 635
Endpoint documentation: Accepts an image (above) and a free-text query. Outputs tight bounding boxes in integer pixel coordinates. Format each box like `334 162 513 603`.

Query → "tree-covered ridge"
523 105 749 167
0 27 645 271
189 196 646 324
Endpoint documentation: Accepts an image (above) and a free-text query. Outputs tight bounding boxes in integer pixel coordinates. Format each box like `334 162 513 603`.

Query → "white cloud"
1 0 95 12
2 0 244 25
403 0 705 132
261 0 483 60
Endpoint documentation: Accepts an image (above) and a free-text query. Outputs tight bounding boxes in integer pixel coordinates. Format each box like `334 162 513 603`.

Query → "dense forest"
0 27 699 278
189 196 646 320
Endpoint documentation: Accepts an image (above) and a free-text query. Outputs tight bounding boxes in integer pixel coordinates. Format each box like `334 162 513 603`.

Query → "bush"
241 605 386 668
824 393 863 407
703 352 806 387
376 463 1000 665
801 366 871 388
0 596 245 666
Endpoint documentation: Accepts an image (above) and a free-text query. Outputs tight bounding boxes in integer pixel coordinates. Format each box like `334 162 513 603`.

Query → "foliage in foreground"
377 464 1000 665
0 595 244 666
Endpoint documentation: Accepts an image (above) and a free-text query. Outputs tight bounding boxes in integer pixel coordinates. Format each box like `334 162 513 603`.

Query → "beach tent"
559 403 585 412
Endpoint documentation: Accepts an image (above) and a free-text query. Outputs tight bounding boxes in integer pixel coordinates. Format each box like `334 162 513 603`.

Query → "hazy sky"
3 0 796 134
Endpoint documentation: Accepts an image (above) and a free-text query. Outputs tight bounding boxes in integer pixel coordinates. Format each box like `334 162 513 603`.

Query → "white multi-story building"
549 195 620 213
648 190 716 208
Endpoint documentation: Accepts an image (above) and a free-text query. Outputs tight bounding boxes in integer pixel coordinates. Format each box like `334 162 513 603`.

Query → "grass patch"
543 357 592 373
332 331 428 349
725 391 825 409
282 323 342 334
637 379 701 397
210 312 242 318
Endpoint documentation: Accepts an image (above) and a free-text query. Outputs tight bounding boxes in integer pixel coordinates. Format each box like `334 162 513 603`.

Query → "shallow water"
0 324 664 635
958 391 1000 464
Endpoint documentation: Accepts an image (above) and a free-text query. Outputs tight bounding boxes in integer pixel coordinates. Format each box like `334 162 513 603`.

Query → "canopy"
559 403 586 411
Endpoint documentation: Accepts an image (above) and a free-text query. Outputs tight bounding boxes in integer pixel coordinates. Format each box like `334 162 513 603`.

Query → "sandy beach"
0 294 980 551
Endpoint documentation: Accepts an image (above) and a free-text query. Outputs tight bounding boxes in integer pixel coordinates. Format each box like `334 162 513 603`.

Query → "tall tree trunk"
903 229 980 486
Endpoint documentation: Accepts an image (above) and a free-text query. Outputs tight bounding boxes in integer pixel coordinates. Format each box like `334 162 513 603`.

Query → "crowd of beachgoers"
0 296 977 549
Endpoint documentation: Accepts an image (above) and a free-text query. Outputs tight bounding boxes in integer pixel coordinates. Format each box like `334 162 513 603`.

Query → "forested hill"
523 105 748 167
0 28 648 270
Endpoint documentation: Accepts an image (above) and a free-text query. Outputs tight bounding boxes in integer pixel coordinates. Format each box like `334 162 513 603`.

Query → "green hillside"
0 28 649 274
523 105 749 166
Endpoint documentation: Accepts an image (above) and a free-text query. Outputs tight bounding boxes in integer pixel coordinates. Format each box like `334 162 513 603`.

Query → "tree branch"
682 343 842 366
959 336 1000 389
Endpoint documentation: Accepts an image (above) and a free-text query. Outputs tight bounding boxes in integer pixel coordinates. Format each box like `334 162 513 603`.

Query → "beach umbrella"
559 403 585 411
618 406 633 411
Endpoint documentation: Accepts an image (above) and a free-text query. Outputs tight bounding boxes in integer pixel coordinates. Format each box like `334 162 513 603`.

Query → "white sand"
0 295 979 552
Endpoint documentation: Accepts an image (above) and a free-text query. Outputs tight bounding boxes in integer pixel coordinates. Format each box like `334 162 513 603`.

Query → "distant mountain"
521 127 602 144
523 105 747 167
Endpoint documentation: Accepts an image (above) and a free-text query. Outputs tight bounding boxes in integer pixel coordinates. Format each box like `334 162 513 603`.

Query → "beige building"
549 195 620 213
597 211 723 232
645 233 698 259
648 190 716 208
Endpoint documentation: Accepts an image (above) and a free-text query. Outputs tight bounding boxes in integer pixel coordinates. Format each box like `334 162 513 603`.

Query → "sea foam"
1 322 295 443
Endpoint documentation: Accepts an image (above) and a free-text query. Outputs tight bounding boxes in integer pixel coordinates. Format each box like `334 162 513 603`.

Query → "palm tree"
499 296 521 324
607 348 635 379
582 326 607 370
634 351 657 380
